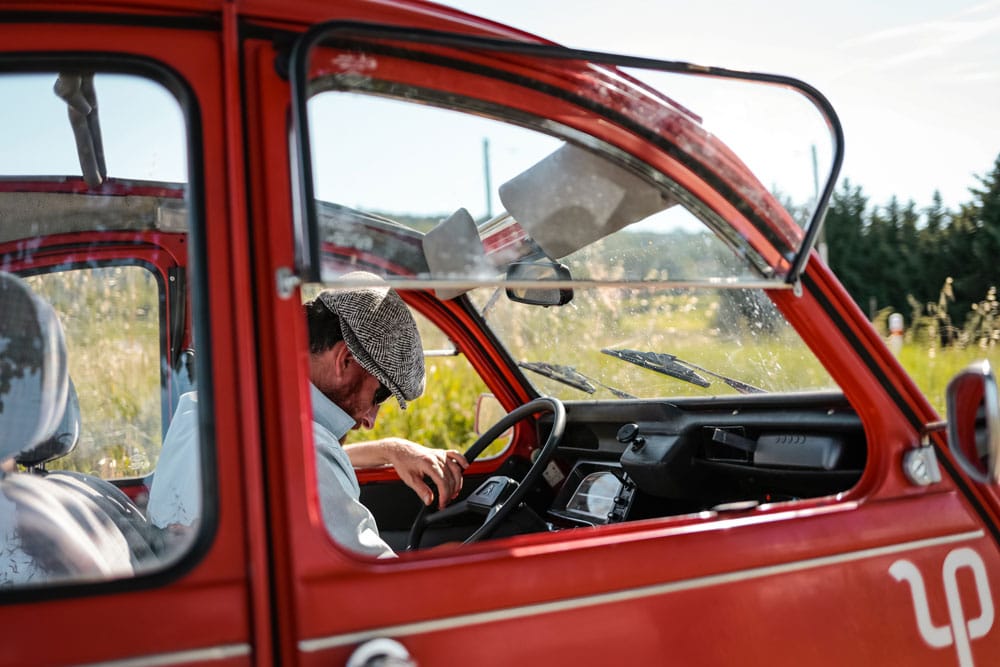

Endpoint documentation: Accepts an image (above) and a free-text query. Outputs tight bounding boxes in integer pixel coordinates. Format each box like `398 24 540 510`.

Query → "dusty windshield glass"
467 284 834 398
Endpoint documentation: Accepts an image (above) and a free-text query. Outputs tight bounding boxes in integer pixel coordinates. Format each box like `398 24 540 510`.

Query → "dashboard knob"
616 423 645 451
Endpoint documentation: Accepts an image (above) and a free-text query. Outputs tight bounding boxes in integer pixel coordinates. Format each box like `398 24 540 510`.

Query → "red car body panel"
0 2 998 667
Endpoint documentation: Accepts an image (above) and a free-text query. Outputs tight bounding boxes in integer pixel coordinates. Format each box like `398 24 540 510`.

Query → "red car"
1 2 998 666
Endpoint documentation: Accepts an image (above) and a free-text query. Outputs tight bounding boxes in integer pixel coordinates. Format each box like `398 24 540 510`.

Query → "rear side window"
24 266 163 479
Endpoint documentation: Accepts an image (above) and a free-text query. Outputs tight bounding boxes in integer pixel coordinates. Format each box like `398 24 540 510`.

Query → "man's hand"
346 438 468 509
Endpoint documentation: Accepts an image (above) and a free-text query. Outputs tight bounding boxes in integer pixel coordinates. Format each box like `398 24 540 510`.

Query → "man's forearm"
344 440 394 468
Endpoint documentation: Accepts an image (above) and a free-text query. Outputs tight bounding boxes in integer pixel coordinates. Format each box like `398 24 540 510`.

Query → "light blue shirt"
147 386 395 558
146 392 201 529
310 384 395 558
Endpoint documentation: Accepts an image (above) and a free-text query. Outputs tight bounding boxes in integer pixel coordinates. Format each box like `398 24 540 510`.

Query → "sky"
434 0 1000 213
2 1 997 220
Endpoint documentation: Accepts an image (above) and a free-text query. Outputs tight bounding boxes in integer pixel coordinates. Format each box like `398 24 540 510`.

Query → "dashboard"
541 392 866 526
548 462 636 526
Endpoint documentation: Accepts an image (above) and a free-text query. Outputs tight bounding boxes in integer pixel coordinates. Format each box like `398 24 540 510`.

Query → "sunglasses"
374 383 392 405
349 353 392 405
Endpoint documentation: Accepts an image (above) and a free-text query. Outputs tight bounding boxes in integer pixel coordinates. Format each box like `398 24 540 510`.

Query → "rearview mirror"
505 260 573 307
946 360 1000 484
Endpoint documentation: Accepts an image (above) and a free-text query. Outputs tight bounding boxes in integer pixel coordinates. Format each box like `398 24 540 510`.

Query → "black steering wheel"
406 396 565 550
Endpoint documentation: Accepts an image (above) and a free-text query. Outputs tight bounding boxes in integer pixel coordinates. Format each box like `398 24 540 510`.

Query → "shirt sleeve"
313 426 396 559
147 392 202 529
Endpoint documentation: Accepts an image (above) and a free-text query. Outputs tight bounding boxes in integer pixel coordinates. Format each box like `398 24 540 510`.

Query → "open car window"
310 94 766 286
300 53 838 401
293 26 842 290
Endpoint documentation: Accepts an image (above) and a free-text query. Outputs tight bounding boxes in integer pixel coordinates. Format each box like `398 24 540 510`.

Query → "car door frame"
0 9 270 667
246 18 1000 667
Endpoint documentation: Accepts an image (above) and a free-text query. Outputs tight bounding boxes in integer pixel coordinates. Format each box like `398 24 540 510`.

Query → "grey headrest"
0 272 69 463
16 378 80 467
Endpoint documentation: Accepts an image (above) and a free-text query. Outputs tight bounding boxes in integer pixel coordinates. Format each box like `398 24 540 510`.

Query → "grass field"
359 336 999 460
358 286 999 452
26 267 161 477
23 268 998 477
897 343 1000 416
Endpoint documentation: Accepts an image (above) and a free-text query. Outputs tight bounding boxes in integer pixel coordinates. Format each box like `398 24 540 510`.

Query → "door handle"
346 637 416 667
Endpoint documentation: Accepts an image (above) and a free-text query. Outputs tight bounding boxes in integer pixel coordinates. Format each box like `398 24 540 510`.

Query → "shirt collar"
309 383 356 442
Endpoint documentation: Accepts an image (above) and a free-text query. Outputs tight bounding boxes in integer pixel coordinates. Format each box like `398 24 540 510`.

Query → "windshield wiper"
519 361 635 398
601 348 765 394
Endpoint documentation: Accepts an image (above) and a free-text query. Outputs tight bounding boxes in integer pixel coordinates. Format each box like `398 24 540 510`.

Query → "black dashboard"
541 391 866 526
366 391 867 548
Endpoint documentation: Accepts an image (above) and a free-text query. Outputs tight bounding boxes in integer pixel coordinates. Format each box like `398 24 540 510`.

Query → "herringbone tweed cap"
317 272 425 409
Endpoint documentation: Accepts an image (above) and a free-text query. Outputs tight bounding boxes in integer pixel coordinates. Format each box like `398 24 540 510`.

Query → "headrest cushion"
0 272 69 462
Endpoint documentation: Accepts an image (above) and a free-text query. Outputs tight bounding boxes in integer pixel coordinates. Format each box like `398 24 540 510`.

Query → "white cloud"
842 3 1000 73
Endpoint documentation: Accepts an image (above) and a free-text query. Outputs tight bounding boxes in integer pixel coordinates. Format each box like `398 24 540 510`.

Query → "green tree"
825 180 870 311
947 153 1000 325
864 204 898 315
916 191 950 303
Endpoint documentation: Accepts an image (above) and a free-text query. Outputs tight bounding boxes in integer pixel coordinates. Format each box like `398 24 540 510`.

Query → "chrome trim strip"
300 529 984 652
79 644 251 667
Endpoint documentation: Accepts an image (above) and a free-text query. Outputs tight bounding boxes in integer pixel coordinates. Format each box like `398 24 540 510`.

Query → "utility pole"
813 144 828 264
482 137 493 219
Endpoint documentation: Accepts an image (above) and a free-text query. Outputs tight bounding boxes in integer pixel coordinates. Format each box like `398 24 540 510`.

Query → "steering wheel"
406 396 565 550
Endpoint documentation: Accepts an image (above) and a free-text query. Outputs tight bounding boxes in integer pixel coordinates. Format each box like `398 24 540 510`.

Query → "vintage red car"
1 1 998 666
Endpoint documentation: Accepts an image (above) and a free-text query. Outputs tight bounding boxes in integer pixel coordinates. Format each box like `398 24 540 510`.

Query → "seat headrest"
16 378 80 467
0 271 69 463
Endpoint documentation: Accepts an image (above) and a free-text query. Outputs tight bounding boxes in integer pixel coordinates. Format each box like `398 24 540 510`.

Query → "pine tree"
825 180 869 311
949 153 1000 325
969 154 1000 288
808 154 1000 335
918 191 949 301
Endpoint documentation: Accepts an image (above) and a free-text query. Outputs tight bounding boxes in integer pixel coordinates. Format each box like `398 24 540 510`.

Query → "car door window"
24 266 163 479
0 69 198 588
291 29 862 564
307 91 836 399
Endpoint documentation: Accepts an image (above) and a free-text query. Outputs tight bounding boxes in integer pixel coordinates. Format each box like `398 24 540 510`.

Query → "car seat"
0 271 135 586
22 379 163 566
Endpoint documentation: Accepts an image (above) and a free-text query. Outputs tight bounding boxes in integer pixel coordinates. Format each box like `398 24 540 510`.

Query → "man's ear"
329 340 353 376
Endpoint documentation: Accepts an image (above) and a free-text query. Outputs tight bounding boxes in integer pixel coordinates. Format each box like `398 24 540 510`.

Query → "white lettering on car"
891 547 995 667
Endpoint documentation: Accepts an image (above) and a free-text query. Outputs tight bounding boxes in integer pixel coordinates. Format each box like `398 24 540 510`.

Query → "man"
148 272 467 557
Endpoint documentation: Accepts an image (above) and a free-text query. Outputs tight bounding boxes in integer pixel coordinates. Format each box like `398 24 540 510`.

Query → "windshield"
467 283 833 399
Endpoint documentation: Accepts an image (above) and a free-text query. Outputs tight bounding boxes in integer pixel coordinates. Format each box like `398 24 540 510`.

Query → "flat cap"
316 272 425 409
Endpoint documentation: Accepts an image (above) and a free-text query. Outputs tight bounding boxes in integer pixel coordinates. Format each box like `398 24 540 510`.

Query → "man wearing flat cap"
148 272 467 558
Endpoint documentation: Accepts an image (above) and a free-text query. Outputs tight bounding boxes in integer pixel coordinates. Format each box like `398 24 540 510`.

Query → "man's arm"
345 439 468 510
314 434 397 558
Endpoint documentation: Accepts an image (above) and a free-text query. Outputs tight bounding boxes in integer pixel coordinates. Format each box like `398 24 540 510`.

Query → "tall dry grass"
26 266 161 477
27 270 997 478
